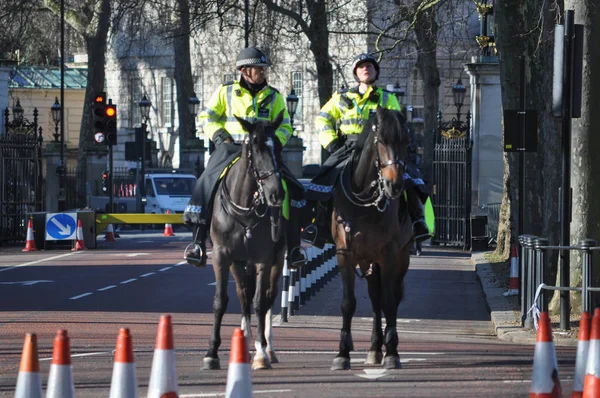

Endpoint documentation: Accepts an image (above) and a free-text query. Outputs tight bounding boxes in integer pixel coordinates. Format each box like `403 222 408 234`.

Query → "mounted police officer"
302 53 430 247
183 47 305 267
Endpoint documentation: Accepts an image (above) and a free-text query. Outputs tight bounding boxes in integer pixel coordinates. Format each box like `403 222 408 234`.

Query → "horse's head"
235 111 285 207
363 106 409 200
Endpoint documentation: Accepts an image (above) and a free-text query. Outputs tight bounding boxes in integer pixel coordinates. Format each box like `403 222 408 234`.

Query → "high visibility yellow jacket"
199 80 293 146
316 85 401 149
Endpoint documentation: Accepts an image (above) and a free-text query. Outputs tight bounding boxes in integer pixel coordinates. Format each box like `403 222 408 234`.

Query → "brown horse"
203 113 287 371
330 106 412 370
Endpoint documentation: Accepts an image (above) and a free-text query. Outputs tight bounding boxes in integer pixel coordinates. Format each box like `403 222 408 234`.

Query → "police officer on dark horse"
303 53 431 247
183 47 306 267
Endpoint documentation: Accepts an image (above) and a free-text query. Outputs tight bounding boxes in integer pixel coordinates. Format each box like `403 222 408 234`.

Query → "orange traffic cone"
109 328 138 398
504 244 519 297
573 312 592 397
14 333 42 398
583 308 600 397
148 314 178 398
530 312 561 398
46 329 75 398
22 219 38 252
105 224 117 242
72 219 87 251
163 210 175 237
225 327 252 398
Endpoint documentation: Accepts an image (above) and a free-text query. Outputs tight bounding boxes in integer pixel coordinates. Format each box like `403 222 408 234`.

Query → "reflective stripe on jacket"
316 85 401 149
199 80 292 145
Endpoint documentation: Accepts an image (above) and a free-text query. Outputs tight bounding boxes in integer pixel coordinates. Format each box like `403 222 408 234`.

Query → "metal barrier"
520 234 600 329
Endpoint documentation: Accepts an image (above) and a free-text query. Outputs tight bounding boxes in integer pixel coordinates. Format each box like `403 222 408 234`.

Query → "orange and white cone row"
109 328 138 398
105 224 117 242
72 219 87 251
163 210 175 237
14 333 42 398
46 329 76 398
22 219 38 252
583 308 600 397
147 314 178 398
572 311 591 397
225 327 252 398
530 312 561 398
503 244 519 297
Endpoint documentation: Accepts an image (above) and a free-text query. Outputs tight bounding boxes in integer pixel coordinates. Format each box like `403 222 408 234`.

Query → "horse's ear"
235 115 252 133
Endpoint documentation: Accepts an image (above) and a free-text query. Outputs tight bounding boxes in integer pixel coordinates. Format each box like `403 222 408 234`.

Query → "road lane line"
120 278 137 284
158 266 172 272
70 292 93 300
0 252 77 273
180 390 293 397
97 285 116 291
140 272 155 277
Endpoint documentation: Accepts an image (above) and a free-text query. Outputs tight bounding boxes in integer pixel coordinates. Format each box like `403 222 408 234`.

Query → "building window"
162 77 173 127
291 71 303 124
130 78 142 127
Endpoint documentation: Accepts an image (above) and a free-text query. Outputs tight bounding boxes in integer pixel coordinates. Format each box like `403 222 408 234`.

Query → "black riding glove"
212 128 233 147
325 139 343 154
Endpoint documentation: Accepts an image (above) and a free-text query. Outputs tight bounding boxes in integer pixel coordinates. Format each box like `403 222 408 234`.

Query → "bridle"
340 122 405 212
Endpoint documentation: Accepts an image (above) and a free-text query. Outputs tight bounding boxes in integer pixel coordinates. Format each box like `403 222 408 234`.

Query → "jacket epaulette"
338 86 348 94
223 81 235 86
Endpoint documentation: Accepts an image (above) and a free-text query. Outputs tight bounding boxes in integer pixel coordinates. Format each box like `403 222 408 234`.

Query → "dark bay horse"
330 106 412 370
204 113 287 371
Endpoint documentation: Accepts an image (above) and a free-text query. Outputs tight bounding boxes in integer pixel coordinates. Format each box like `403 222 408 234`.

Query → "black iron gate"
431 112 472 249
0 107 44 243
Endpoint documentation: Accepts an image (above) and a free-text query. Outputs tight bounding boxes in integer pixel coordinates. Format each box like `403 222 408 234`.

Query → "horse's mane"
353 107 409 154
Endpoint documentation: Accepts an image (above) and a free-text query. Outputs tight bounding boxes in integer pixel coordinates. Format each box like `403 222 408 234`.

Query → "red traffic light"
94 96 104 103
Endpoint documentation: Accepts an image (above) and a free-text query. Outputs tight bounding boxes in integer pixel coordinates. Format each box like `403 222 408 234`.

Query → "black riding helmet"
235 47 271 70
352 53 380 82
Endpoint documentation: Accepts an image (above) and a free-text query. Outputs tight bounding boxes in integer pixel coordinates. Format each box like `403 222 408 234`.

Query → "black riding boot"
185 223 208 267
301 202 329 249
406 188 430 243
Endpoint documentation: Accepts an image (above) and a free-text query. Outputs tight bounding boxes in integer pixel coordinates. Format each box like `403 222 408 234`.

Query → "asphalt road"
0 231 578 397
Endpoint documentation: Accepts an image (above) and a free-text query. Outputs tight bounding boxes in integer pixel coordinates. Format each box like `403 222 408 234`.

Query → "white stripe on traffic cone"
504 244 519 297
22 219 38 252
583 308 600 397
572 311 591 397
105 224 117 242
15 333 42 398
72 219 87 251
46 329 75 398
148 314 178 398
109 328 138 398
530 312 561 398
163 210 175 237
225 327 252 398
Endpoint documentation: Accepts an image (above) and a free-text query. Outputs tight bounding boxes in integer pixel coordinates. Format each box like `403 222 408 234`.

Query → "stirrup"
289 246 308 267
184 242 207 268
301 224 326 249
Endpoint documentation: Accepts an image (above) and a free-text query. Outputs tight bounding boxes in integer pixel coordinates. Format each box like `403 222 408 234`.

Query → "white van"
144 173 198 214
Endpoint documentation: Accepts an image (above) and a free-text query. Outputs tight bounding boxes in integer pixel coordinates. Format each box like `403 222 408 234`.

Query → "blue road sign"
45 213 77 241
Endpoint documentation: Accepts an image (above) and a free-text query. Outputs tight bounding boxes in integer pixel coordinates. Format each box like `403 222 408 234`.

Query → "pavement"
471 251 579 347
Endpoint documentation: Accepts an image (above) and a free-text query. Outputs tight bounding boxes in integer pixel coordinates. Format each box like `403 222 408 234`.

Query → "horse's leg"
332 256 356 370
265 253 284 364
381 270 404 370
231 260 253 342
365 263 384 365
251 262 272 370
203 254 229 370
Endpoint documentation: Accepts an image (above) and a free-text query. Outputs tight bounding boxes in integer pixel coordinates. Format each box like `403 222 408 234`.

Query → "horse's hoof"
252 357 272 370
331 356 351 371
203 357 220 370
383 355 401 369
267 350 279 364
365 351 383 365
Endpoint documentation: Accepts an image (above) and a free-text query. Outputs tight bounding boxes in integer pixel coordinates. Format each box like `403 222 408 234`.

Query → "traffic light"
105 102 117 146
101 170 109 194
92 92 106 143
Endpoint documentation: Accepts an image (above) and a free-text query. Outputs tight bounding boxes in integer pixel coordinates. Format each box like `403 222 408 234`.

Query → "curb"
472 251 578 347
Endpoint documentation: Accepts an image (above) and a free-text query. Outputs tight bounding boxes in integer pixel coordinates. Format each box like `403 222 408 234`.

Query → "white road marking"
140 272 155 277
208 280 235 286
356 369 387 379
97 285 116 291
70 292 93 300
180 390 293 397
0 252 76 273
0 280 53 286
158 267 172 272
125 253 151 257
120 278 137 284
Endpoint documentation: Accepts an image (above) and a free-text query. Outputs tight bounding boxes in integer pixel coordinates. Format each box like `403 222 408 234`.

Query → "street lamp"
12 99 23 122
138 95 151 213
392 81 405 105
286 88 299 128
452 78 466 121
188 92 200 137
51 97 61 142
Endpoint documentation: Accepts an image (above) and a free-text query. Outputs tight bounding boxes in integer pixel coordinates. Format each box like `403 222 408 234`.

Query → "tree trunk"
567 0 600 312
174 0 194 149
308 2 332 107
414 7 440 184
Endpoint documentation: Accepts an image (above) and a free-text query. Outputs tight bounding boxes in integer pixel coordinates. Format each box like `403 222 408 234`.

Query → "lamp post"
286 89 299 129
12 99 23 122
51 97 61 142
392 81 405 105
188 92 200 137
452 78 466 121
138 95 151 213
